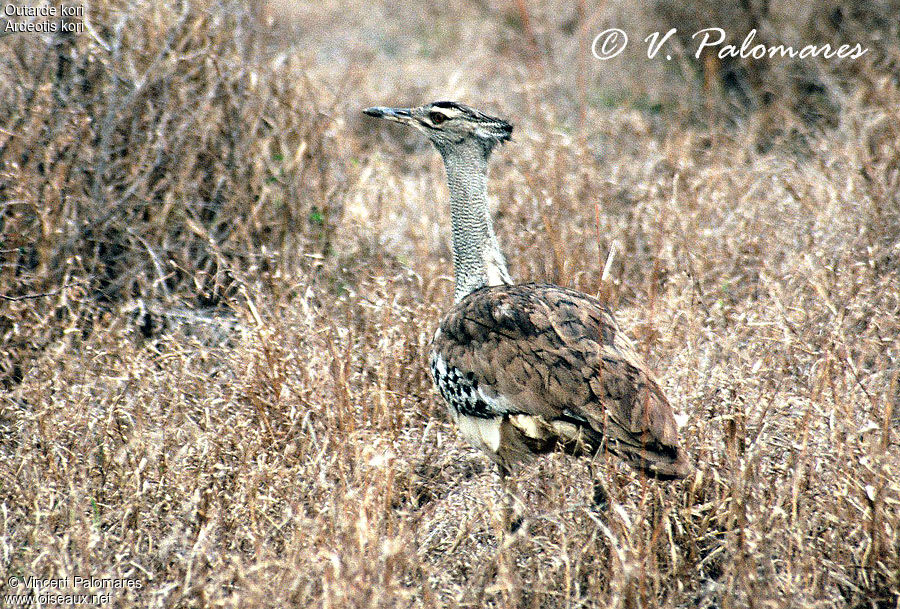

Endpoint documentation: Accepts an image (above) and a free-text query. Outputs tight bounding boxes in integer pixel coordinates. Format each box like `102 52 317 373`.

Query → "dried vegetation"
1 0 898 607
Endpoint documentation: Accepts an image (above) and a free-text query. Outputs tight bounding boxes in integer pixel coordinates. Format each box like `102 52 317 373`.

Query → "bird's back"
430 283 690 479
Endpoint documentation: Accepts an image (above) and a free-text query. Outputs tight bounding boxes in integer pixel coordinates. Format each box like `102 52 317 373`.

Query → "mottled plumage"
364 101 691 482
431 284 689 479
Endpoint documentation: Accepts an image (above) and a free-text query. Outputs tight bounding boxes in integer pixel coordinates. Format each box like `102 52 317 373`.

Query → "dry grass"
1 1 899 607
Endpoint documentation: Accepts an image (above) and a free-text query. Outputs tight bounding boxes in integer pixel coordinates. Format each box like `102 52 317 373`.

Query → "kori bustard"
364 101 691 482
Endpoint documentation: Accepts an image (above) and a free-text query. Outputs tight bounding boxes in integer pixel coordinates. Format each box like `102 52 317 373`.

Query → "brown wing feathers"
432 283 691 480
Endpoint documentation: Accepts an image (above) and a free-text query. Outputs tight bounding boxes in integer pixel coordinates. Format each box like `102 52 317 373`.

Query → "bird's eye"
429 112 447 125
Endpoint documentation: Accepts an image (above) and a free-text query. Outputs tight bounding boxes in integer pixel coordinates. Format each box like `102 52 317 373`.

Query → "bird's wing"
432 283 690 478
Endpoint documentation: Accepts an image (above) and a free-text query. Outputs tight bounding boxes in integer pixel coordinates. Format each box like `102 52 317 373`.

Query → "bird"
363 101 691 488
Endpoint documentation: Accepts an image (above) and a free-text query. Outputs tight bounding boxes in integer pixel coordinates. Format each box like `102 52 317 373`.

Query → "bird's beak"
363 106 414 125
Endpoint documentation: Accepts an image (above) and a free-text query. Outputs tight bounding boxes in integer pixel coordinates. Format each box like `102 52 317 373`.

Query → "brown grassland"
1 1 899 607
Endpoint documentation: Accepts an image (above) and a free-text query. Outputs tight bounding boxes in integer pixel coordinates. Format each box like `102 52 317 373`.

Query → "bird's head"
363 101 512 158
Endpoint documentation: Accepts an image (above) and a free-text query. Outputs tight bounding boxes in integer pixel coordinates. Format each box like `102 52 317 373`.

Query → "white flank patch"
457 415 502 453
509 414 542 439
551 420 580 442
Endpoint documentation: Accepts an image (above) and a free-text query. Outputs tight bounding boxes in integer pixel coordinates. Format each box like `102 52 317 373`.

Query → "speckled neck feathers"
437 140 512 303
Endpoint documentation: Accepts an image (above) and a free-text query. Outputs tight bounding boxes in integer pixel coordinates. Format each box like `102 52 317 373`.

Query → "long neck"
439 142 511 302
